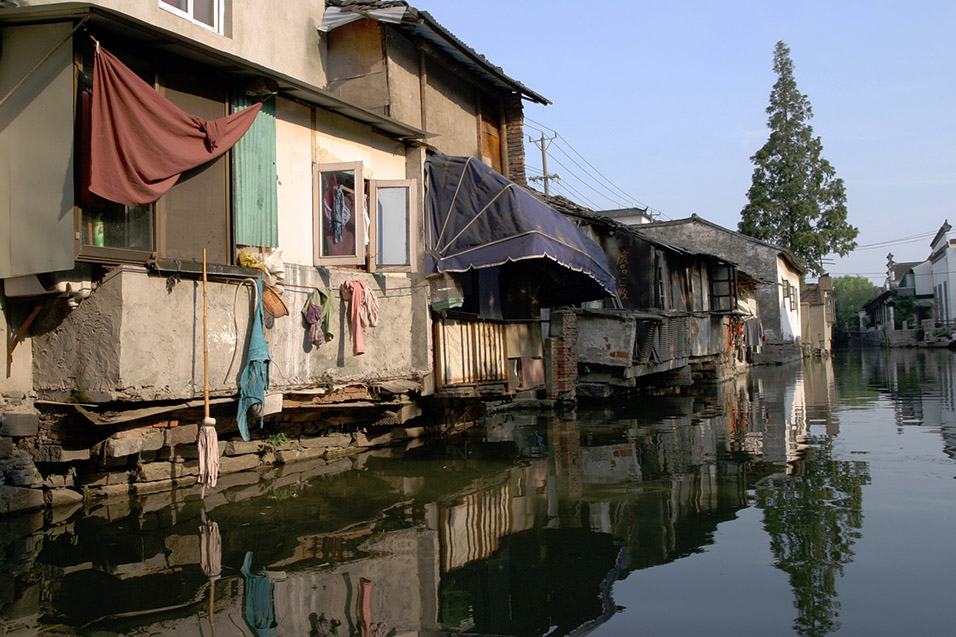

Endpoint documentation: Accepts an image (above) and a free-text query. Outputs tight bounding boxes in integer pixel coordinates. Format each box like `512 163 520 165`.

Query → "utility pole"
528 133 559 196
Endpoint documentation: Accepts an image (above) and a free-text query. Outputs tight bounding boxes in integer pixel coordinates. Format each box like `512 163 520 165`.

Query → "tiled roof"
642 214 807 274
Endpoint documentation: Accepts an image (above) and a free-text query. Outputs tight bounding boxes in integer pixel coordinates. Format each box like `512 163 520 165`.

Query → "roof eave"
0 2 427 141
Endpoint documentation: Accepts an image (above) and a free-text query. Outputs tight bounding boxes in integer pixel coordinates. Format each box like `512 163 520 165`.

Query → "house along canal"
1 349 954 635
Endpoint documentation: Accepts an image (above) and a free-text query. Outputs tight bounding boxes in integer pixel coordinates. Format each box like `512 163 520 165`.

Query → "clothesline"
279 280 429 296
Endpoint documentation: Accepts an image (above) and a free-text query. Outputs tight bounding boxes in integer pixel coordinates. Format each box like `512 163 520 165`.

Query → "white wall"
777 255 802 342
21 0 328 88
275 98 314 266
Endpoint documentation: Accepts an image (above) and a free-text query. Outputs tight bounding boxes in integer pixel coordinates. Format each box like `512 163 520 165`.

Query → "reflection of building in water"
934 353 956 460
743 364 810 469
802 356 840 436
429 462 546 573
268 529 441 636
871 350 956 460
1 384 802 637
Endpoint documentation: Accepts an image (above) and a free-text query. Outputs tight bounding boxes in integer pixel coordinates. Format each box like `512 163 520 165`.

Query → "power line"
550 142 632 208
523 115 670 219
852 232 938 250
546 154 629 209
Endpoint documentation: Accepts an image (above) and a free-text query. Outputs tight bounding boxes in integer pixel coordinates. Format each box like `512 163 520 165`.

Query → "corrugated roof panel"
233 93 278 248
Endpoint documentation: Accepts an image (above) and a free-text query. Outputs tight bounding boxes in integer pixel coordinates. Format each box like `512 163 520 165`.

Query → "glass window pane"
712 282 730 297
193 0 216 27
83 205 153 251
160 0 188 11
377 186 409 266
321 170 358 258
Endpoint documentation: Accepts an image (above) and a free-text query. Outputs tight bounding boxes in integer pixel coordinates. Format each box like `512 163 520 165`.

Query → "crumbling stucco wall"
33 266 430 402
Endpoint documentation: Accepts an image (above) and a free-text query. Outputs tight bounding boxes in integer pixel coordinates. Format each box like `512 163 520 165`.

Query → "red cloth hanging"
90 46 262 206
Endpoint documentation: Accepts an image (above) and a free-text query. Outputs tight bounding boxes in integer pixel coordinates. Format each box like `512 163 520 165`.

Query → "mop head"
197 417 219 493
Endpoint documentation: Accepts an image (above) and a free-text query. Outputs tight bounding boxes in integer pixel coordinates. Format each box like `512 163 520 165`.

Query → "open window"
709 264 736 311
313 162 365 266
370 180 416 271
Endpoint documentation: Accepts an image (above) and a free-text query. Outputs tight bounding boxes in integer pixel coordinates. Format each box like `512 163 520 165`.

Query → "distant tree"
739 41 859 275
832 275 879 331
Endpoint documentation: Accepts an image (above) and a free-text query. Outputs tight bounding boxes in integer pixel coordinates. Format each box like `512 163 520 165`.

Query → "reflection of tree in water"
756 439 869 636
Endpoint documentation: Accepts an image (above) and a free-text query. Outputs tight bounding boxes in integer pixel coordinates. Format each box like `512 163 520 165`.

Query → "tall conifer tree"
739 41 858 275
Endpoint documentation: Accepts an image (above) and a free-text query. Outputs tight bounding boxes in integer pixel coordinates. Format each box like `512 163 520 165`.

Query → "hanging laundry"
340 281 379 355
237 279 271 441
90 46 261 206
302 287 335 346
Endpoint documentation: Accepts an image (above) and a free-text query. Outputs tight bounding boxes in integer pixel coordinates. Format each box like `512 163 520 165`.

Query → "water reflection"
3 350 955 635
757 439 869 636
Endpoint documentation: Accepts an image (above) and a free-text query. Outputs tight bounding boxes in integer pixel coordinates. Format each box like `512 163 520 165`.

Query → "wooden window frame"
313 161 366 267
74 44 157 264
369 179 417 273
709 264 737 312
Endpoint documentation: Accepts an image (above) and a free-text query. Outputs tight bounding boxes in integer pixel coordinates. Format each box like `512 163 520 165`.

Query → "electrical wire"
526 115 664 216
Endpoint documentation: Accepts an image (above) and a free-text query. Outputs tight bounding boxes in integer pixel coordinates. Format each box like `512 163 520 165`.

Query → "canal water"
1 349 954 635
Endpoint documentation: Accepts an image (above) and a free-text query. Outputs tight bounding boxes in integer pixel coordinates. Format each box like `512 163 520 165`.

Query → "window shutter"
233 92 278 248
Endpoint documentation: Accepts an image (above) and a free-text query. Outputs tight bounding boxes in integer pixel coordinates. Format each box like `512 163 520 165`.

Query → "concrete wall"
0 298 33 396
21 0 328 88
313 107 407 179
275 97 314 266
385 28 424 129
32 267 430 402
638 220 800 345
274 95 410 269
422 57 480 158
577 313 636 368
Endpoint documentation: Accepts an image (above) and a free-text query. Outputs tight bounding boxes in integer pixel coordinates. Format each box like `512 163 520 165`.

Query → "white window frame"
159 0 224 35
313 161 366 267
369 179 417 273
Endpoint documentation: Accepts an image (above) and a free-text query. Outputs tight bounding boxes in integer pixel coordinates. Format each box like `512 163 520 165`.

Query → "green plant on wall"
893 295 916 327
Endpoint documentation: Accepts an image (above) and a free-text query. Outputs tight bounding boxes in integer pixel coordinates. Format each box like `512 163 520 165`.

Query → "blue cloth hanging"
237 278 271 441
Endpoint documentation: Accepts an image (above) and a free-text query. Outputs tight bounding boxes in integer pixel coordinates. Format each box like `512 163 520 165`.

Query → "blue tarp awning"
425 155 617 307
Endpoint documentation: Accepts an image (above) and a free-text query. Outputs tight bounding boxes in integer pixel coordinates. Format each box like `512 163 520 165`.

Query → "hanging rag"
743 316 765 349
302 288 335 346
90 46 262 206
197 416 219 492
237 279 271 441
332 183 350 244
340 281 379 355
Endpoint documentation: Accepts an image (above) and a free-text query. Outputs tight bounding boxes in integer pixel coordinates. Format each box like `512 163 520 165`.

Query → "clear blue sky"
411 0 956 284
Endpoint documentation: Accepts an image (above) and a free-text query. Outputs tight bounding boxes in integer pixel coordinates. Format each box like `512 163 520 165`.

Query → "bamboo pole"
203 248 210 420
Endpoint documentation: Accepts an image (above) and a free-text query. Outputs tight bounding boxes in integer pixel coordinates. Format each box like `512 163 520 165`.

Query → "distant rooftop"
322 0 550 105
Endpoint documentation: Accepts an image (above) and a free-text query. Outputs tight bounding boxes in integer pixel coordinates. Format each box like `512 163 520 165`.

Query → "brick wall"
504 92 526 186
548 311 578 399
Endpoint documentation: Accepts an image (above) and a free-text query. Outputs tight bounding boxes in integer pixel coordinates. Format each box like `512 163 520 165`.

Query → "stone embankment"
1 386 474 517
